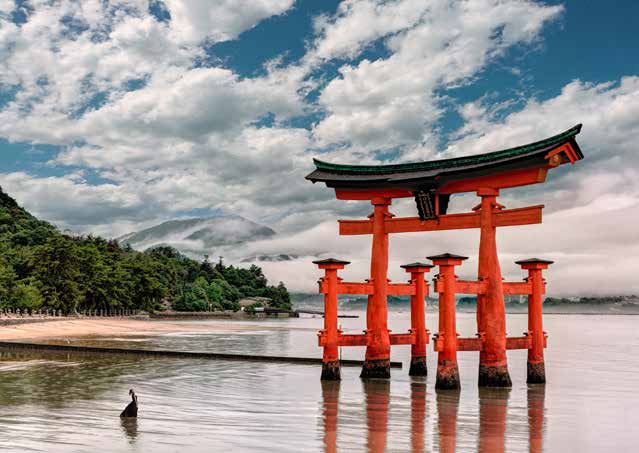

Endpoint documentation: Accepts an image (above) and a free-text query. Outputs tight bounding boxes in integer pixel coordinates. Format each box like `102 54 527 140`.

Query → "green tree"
0 259 16 306
11 280 43 310
125 255 166 313
30 235 83 314
174 279 208 312
200 256 222 281
215 278 240 302
258 282 291 310
205 280 224 310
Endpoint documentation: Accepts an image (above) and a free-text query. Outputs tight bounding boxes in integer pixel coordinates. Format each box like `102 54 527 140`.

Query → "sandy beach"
0 318 284 341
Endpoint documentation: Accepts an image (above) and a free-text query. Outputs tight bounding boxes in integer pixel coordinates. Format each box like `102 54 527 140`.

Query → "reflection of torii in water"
320 383 546 453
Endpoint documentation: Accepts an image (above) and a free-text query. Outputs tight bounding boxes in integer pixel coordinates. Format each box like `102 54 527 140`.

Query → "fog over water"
0 311 637 452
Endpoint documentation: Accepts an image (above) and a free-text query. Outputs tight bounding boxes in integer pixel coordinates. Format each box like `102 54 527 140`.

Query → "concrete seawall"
0 341 403 368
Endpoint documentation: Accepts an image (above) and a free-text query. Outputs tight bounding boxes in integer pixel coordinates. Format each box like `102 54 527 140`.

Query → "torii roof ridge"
308 124 582 177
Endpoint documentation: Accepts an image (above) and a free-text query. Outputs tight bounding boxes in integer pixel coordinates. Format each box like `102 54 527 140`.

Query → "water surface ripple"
0 312 637 452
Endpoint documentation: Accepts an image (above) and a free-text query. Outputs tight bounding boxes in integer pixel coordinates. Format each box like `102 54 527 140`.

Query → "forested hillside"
0 187 290 314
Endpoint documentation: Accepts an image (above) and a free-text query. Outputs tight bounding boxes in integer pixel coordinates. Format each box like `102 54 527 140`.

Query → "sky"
0 0 638 295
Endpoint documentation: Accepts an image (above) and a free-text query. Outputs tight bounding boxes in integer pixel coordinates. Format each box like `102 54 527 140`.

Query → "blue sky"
0 0 638 293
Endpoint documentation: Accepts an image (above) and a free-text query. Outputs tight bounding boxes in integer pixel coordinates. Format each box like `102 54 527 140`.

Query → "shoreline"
0 318 295 342
1 310 637 343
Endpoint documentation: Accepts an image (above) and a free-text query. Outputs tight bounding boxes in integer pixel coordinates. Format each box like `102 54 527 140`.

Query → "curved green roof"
311 124 582 175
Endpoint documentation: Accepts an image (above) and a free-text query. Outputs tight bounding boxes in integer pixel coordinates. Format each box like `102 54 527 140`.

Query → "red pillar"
429 253 467 390
361 197 392 379
314 258 349 380
476 188 512 387
401 262 434 376
516 258 552 384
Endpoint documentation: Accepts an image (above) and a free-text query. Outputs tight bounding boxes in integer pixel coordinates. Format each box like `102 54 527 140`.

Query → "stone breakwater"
0 341 404 368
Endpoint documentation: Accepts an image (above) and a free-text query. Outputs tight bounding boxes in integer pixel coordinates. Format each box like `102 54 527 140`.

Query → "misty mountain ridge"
241 254 298 263
118 214 276 253
291 294 639 314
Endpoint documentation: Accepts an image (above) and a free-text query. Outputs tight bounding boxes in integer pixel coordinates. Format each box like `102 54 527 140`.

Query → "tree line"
0 187 290 314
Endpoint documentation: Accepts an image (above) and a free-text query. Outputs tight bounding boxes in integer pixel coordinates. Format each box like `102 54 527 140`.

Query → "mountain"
0 187 57 245
0 186 290 313
118 215 276 254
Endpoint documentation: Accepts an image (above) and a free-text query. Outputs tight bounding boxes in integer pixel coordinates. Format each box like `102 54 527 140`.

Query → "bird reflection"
119 417 138 443
478 388 510 453
363 380 390 453
436 388 460 453
321 381 340 453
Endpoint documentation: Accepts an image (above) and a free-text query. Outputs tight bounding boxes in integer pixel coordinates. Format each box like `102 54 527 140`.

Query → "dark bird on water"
120 389 138 418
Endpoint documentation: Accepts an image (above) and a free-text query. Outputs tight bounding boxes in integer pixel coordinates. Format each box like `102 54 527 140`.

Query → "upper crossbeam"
339 205 543 236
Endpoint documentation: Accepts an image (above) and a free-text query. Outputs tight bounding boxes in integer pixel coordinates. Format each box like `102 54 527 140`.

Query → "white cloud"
311 0 563 150
63 66 303 147
311 0 430 61
435 77 639 214
0 0 14 14
165 0 295 44
0 0 301 146
239 77 639 294
445 78 639 160
0 2 198 143
0 171 145 227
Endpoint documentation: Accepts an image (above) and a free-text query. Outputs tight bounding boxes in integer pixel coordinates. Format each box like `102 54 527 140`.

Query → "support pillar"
361 197 392 379
476 188 512 387
517 258 552 384
429 253 467 390
314 258 350 380
401 262 434 376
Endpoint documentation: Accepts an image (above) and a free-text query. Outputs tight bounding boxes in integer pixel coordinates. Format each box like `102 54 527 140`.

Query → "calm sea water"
0 311 638 452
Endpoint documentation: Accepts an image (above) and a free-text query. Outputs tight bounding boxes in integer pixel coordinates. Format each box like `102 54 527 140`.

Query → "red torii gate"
307 124 583 387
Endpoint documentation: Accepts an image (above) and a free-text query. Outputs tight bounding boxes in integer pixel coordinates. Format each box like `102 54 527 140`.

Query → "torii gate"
307 124 583 388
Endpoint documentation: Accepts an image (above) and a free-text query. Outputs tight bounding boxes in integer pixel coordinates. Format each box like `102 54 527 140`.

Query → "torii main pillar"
361 197 392 379
477 188 512 387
